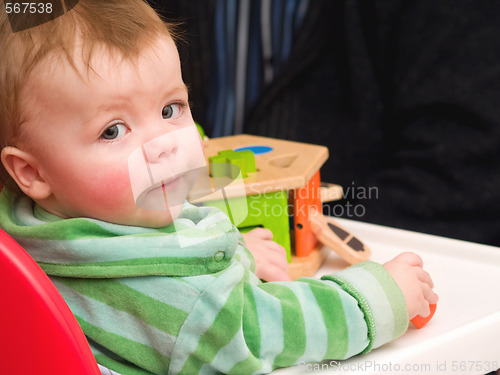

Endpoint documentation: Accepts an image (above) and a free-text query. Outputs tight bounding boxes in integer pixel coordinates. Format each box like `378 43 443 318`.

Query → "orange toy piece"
411 304 437 329
293 170 322 257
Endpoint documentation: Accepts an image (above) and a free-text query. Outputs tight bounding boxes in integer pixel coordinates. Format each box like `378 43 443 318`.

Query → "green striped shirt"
0 189 408 374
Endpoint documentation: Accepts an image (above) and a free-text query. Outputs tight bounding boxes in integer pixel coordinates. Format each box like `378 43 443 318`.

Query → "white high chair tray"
274 218 500 375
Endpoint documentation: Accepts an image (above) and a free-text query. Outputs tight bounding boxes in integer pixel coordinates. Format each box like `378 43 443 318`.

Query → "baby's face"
19 35 205 227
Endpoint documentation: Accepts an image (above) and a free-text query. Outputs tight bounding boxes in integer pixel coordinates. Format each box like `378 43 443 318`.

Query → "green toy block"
195 122 206 140
209 149 256 178
206 148 291 261
204 190 292 262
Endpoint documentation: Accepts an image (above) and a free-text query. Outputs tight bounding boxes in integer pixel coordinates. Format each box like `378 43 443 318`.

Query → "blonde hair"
0 0 179 192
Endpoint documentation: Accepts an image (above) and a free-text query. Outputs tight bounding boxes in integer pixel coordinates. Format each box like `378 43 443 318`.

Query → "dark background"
152 0 500 247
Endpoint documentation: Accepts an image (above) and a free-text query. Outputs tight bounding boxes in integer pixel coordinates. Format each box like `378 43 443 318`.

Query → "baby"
0 1 437 374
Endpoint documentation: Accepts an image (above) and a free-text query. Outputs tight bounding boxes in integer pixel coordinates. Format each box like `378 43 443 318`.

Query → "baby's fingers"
267 244 289 267
411 284 438 319
416 268 438 304
423 282 439 305
248 227 274 240
416 267 434 288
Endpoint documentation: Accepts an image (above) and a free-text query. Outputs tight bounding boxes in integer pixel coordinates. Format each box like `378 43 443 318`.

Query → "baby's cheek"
85 169 135 208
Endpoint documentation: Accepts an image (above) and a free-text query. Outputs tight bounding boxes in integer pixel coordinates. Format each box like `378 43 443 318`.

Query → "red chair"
0 228 101 374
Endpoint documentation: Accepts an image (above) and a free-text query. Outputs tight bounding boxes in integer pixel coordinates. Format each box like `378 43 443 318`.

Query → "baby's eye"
101 123 127 140
162 103 182 119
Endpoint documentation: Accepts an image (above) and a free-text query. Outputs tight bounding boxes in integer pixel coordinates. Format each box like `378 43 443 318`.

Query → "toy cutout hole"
268 153 298 168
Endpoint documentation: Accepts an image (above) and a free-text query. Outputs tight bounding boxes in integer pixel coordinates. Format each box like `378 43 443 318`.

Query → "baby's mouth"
162 177 180 191
133 172 188 210
146 174 183 194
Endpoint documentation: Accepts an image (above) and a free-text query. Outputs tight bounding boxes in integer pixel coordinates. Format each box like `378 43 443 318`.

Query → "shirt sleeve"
321 261 409 353
171 260 408 374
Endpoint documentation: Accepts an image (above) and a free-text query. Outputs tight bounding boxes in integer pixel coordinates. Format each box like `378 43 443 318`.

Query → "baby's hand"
242 228 291 282
383 252 439 319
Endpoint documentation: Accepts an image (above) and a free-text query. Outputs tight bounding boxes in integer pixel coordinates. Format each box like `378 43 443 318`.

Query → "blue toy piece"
234 145 273 155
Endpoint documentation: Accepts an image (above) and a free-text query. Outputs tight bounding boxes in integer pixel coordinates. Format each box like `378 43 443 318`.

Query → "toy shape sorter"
188 134 371 279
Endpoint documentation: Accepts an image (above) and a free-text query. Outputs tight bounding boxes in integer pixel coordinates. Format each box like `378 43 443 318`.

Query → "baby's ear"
1 146 51 200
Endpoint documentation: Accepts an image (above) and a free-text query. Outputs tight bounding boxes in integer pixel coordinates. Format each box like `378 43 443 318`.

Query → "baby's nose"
142 132 178 163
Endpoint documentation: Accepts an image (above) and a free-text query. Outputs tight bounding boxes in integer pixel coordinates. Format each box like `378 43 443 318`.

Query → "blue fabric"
209 0 309 137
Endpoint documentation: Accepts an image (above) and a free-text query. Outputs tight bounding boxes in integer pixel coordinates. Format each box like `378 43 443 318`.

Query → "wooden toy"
188 134 372 279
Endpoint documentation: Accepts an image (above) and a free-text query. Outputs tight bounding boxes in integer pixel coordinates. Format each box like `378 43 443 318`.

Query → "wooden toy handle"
309 208 371 264
320 183 343 203
411 304 437 329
